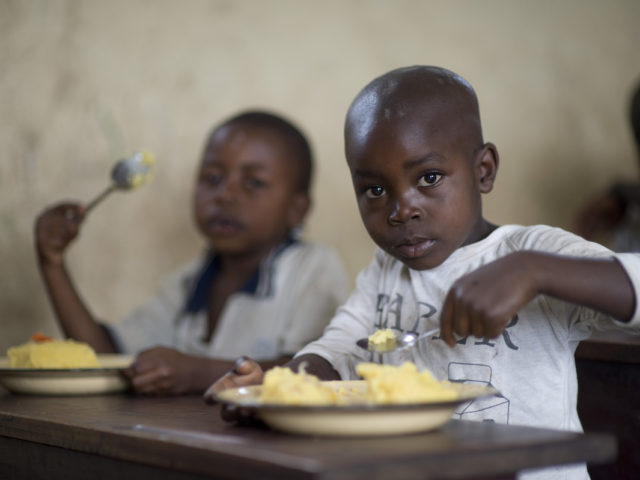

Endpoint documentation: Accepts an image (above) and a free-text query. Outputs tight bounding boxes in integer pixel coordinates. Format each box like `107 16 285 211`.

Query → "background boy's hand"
440 252 538 347
124 346 200 395
35 202 86 266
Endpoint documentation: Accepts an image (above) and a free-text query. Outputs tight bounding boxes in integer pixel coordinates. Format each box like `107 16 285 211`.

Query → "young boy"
35 110 349 395
207 67 640 478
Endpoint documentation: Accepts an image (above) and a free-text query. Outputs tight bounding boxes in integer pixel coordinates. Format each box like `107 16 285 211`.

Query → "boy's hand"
35 202 86 266
124 346 198 395
440 252 538 347
203 356 263 423
203 356 263 401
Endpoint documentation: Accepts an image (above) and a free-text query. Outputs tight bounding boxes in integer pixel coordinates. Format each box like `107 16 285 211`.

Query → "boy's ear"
475 142 499 193
287 193 311 228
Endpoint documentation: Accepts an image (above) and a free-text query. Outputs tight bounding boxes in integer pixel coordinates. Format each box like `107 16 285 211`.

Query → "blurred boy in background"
35 110 349 395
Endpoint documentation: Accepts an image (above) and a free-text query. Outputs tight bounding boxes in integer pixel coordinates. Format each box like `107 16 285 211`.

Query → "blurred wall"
1 0 639 352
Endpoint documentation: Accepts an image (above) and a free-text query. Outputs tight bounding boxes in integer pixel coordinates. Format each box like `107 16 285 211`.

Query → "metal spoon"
356 327 441 353
84 150 155 214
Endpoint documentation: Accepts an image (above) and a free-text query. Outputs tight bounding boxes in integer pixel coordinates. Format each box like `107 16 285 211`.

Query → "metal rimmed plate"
214 380 498 437
0 354 134 396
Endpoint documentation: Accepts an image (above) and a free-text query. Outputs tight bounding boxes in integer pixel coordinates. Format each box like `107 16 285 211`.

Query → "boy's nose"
213 179 240 203
388 192 423 224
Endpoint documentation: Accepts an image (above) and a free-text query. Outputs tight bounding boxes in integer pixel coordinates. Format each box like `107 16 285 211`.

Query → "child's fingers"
124 355 157 376
483 314 512 339
452 306 471 341
43 203 84 224
35 204 86 259
443 288 489 347
439 292 456 347
204 375 230 403
64 205 87 224
129 370 162 393
470 318 486 340
203 356 262 405
54 206 86 230
232 355 252 374
125 355 171 391
203 370 241 403
130 366 174 394
233 356 262 380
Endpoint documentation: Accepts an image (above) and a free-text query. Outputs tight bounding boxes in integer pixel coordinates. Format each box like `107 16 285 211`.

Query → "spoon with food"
82 150 155 215
356 327 441 353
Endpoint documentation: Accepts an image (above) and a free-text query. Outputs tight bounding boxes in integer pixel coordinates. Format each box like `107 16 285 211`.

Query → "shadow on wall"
518 148 621 231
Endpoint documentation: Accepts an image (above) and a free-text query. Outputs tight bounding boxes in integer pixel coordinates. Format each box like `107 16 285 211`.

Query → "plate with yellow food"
0 334 133 396
214 362 498 437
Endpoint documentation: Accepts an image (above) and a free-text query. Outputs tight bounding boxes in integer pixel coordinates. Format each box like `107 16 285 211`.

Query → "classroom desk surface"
0 392 616 480
575 339 640 480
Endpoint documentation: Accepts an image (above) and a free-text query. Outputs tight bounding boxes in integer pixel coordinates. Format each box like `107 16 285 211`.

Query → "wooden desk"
0 393 616 480
576 340 640 480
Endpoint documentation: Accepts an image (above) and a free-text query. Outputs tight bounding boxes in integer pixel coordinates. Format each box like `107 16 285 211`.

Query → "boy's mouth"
392 238 436 260
208 215 244 235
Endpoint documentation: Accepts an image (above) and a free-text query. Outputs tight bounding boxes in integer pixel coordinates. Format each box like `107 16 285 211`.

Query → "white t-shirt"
106 241 349 361
297 225 640 480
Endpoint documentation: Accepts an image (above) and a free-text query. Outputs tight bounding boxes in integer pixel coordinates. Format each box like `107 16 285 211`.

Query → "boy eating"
208 68 640 478
34 110 349 395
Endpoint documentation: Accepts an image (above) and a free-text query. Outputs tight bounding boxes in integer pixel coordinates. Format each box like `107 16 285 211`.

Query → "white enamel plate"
214 380 498 437
0 354 134 395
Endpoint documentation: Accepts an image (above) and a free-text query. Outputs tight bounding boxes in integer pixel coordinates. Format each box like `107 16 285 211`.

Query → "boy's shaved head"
345 66 483 162
212 110 313 195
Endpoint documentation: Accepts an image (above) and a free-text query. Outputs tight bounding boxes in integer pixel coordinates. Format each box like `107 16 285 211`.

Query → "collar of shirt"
184 236 298 313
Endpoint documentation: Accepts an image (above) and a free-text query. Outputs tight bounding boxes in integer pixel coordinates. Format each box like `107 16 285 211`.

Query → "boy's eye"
365 186 386 198
201 172 222 185
418 172 442 187
245 177 267 190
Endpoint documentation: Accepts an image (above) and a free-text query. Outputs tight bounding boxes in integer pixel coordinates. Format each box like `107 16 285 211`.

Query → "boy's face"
346 107 494 271
193 124 308 257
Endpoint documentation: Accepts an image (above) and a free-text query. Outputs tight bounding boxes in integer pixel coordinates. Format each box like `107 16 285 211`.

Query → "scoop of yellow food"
356 362 458 404
259 365 339 405
123 150 155 189
258 361 457 406
368 328 397 348
7 336 101 368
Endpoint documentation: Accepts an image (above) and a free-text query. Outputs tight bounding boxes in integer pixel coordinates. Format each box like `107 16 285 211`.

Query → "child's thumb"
232 356 258 375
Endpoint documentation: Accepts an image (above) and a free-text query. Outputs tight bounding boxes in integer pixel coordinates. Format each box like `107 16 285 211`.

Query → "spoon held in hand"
356 327 441 354
84 150 155 214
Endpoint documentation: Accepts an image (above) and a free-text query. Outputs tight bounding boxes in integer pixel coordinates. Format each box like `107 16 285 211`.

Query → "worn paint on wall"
1 0 639 352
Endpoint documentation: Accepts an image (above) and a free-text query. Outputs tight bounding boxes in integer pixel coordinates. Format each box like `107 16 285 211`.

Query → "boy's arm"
440 251 635 347
126 348 297 395
126 349 333 396
35 203 116 353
